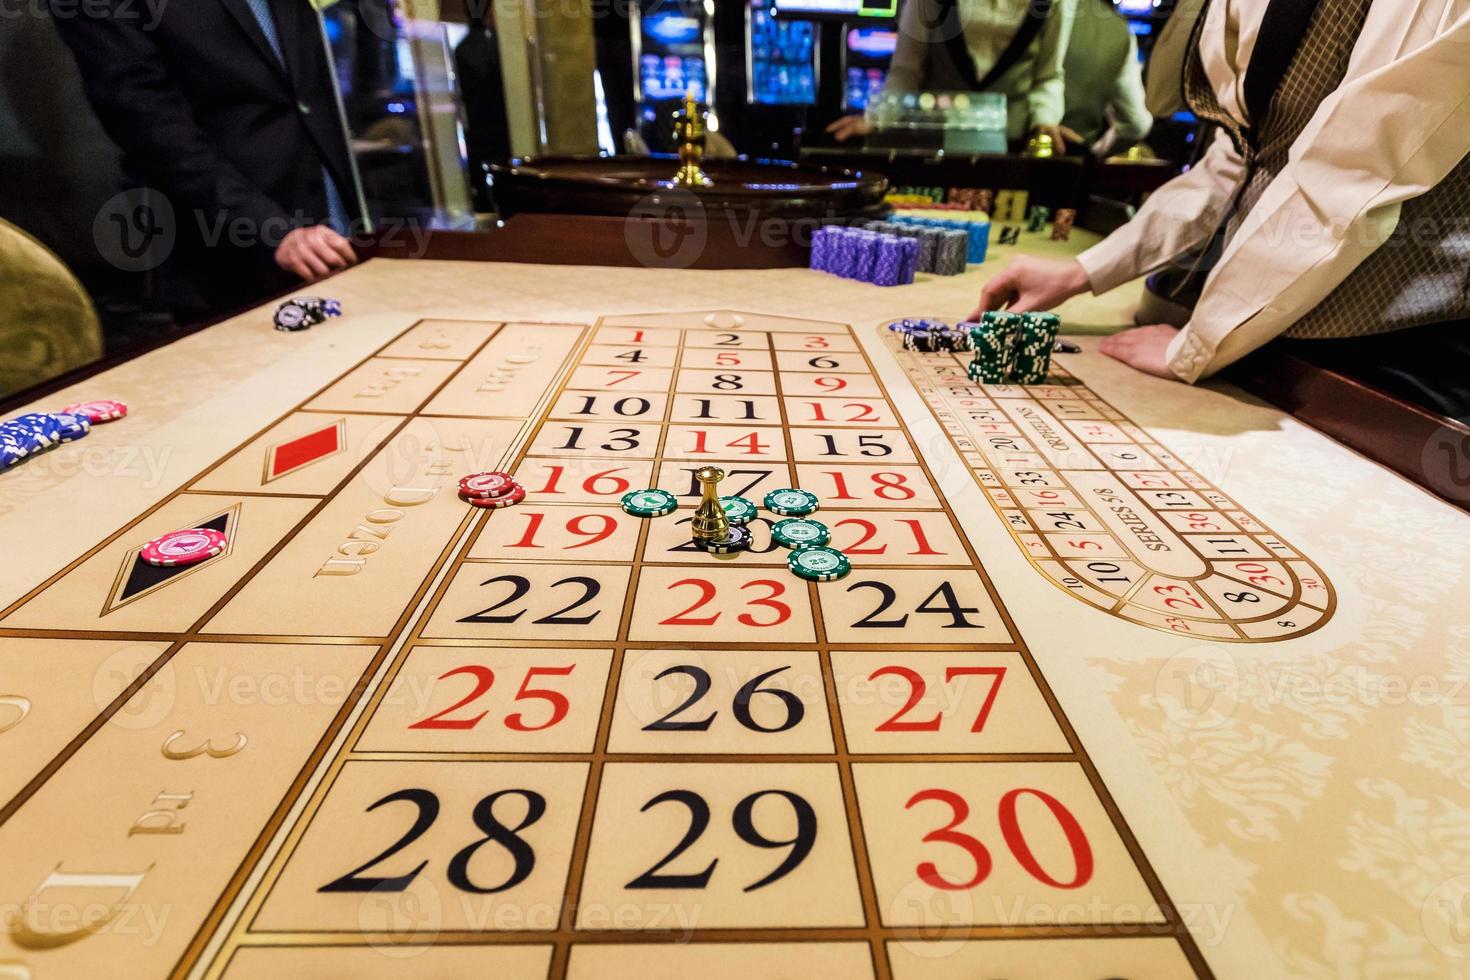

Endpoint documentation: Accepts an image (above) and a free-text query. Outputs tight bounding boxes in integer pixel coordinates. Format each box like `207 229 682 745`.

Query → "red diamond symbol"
264 419 346 483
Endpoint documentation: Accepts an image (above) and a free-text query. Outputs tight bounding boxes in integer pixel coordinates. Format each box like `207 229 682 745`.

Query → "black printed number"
846 581 984 629
626 789 816 892
644 665 805 733
459 575 602 626
319 788 544 894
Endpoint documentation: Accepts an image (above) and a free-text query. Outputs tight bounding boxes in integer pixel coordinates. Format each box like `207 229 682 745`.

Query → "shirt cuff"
1165 326 1212 383
1076 239 1141 295
1027 97 1061 129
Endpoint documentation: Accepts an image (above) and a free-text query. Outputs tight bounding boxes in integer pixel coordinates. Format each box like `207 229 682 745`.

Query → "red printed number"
660 578 793 627
869 666 1005 733
906 787 1094 891
410 665 575 732
508 512 619 549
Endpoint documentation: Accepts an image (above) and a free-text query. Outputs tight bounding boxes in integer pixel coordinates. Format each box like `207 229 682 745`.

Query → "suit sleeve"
884 0 933 92
1167 9 1470 381
49 1 292 243
1092 34 1153 158
1025 0 1075 129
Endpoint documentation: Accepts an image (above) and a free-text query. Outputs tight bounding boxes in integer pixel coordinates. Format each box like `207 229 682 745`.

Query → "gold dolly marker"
691 465 729 543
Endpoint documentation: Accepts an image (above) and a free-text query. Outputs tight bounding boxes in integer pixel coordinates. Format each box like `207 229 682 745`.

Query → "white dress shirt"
888 0 1077 139
1077 0 1470 381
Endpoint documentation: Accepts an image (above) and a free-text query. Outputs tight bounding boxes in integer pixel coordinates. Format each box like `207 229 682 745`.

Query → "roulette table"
1 225 1467 980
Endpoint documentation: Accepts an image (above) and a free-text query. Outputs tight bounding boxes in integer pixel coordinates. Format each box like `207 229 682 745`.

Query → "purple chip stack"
851 233 878 283
872 235 903 287
809 226 920 286
898 237 919 284
809 227 832 273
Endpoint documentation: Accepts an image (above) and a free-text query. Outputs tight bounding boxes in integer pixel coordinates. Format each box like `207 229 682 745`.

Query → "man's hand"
275 225 357 282
825 114 871 142
972 256 1089 320
1098 325 1182 380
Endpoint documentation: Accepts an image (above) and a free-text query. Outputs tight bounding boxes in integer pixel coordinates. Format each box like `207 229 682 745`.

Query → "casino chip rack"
0 309 1225 979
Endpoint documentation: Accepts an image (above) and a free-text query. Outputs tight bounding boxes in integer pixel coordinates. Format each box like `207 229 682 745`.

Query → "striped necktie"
243 0 353 234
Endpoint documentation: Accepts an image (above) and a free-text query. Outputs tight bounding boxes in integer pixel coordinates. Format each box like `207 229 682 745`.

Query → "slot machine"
1113 0 1168 58
721 0 821 156
630 0 716 151
765 0 898 150
840 22 897 113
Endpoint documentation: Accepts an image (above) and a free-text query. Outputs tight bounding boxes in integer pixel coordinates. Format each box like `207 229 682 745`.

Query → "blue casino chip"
51 412 92 442
0 437 26 468
10 413 63 449
0 419 44 457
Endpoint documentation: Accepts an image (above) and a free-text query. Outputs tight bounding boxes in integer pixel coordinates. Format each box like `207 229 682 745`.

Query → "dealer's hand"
275 225 357 282
825 114 871 142
972 256 1089 319
1099 324 1182 380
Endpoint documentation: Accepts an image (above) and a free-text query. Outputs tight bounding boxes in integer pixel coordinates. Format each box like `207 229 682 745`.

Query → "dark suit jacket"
454 26 511 213
50 0 357 314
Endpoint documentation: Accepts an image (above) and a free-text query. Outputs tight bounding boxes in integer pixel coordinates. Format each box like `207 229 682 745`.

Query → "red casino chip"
466 486 526 509
140 528 228 567
59 399 128 423
458 471 517 499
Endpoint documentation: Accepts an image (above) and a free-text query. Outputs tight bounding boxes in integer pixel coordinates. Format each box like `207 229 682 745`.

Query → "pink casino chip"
140 528 228 568
59 399 128 423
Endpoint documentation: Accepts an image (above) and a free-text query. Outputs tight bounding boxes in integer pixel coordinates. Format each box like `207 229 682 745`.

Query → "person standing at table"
49 0 363 318
827 0 1077 150
1059 0 1152 159
456 1 514 214
976 0 1470 420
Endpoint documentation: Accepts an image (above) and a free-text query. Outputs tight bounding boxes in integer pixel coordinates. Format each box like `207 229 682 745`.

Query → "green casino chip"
720 495 758 525
621 488 678 517
764 488 820 517
788 546 851 582
772 518 830 549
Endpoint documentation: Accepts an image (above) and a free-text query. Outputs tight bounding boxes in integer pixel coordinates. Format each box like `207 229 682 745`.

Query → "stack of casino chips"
1011 313 1063 383
967 314 1019 383
459 471 526 509
274 296 343 332
1 400 125 471
887 215 990 269
811 227 918 286
1051 208 1077 242
887 319 973 354
965 311 1062 384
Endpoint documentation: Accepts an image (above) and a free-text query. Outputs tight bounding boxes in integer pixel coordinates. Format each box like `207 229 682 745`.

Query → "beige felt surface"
0 230 1468 980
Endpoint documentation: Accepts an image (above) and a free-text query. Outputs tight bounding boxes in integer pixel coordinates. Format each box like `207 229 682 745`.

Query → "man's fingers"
316 230 358 268
298 248 330 280
323 232 357 266
979 272 1018 312
311 240 349 271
